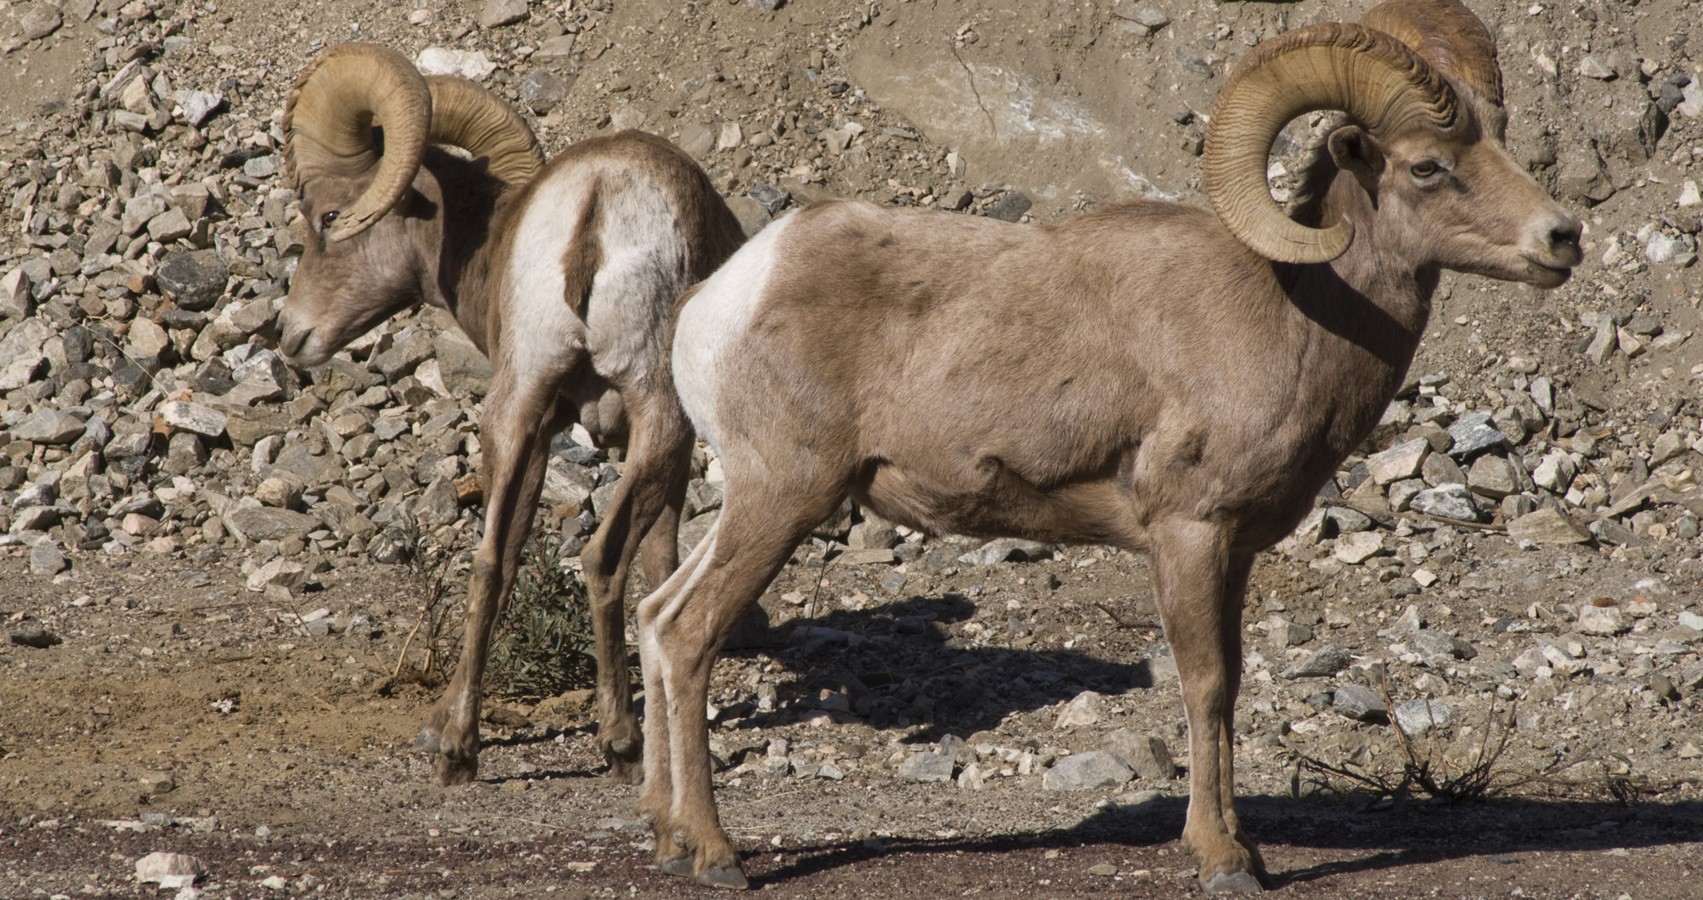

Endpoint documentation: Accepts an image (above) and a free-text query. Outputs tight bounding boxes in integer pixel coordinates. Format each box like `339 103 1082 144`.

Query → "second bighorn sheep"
635 0 1581 892
277 44 744 784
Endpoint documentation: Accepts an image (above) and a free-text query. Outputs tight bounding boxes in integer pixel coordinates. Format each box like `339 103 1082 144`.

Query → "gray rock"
1042 751 1134 791
983 192 1032 222
1409 631 1478 660
174 90 224 126
1331 684 1387 722
158 401 227 438
19 4 62 40
518 70 567 115
958 538 1053 565
29 542 68 575
1507 508 1591 545
14 410 86 445
1445 412 1508 458
414 476 462 528
1466 456 1517 499
747 183 791 215
155 250 228 311
533 34 578 59
748 0 785 9
242 154 280 179
1647 233 1696 266
10 622 62 648
1409 484 1480 521
225 506 321 543
1 267 34 318
1393 699 1454 736
1104 730 1176 780
1283 644 1352 679
478 0 528 28
1577 55 1616 80
432 331 491 395
897 751 954 783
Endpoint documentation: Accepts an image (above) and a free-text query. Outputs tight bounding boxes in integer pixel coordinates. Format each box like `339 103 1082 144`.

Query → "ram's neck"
419 156 518 356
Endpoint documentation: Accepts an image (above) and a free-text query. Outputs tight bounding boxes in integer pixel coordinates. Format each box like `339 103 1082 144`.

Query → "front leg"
416 371 560 785
1149 521 1267 894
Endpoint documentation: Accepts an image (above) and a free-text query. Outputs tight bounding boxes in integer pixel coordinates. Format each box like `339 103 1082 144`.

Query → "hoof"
1201 870 1264 894
433 752 478 786
695 864 749 890
658 857 694 879
603 737 644 784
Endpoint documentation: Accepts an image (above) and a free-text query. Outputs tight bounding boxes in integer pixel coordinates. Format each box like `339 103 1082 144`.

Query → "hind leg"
639 472 843 888
579 391 694 782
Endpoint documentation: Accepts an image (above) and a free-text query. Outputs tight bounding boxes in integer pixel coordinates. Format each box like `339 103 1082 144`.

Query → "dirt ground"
5 0 1703 897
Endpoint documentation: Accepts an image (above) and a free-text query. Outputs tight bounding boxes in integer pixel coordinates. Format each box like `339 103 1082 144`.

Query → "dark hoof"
433 752 478 786
1201 871 1264 894
695 865 749 890
603 738 644 784
658 857 694 879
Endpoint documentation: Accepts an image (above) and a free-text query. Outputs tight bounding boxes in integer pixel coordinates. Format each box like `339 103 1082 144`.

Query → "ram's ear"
1328 125 1385 197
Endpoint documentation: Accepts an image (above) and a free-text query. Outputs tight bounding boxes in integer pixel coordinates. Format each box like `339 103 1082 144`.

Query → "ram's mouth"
1523 257 1573 288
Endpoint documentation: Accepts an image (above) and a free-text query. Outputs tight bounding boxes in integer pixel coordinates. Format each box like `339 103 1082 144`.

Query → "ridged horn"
425 76 545 187
1362 0 1503 107
1202 22 1457 263
283 43 431 243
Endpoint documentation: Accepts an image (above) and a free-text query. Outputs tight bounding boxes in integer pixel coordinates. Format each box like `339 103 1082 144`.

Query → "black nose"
1546 212 1583 265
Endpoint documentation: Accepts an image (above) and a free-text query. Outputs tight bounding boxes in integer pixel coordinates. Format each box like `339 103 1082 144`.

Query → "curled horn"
283 43 431 243
1362 0 1504 107
1201 22 1457 263
425 76 545 187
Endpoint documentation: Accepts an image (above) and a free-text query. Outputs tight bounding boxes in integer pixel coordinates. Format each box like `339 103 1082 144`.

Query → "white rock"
1333 531 1384 565
1367 438 1429 485
135 851 206 887
1576 604 1626 637
415 47 496 81
1055 690 1104 728
1680 180 1702 208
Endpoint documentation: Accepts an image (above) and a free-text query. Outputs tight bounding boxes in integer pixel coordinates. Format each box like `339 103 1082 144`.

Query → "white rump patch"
672 212 796 452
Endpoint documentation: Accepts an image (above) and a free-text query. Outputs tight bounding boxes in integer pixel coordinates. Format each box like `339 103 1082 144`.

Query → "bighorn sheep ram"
636 0 1580 891
276 44 744 785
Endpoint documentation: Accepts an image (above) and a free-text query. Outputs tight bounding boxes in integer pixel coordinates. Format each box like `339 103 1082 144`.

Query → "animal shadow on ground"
749 794 1703 888
728 591 1160 744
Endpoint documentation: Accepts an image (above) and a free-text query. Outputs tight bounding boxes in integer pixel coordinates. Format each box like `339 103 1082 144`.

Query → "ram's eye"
1410 161 1442 179
320 210 340 228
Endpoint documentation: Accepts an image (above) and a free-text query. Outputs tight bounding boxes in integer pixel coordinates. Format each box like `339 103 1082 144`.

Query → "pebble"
1042 751 1134 791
